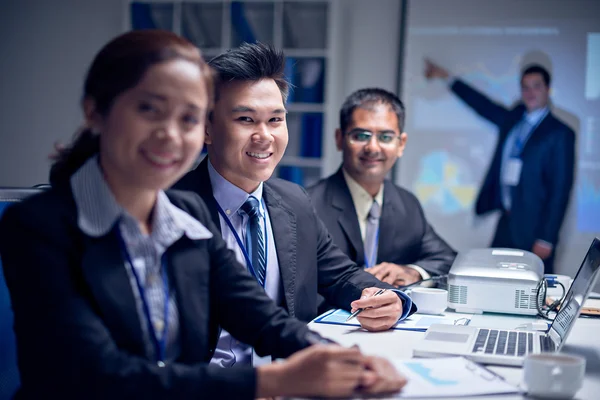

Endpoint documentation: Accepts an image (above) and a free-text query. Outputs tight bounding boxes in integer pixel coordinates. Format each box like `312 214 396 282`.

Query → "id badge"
502 158 522 186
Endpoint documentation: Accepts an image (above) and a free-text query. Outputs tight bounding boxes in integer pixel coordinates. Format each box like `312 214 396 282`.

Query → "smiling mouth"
143 151 182 166
360 157 383 163
247 151 272 160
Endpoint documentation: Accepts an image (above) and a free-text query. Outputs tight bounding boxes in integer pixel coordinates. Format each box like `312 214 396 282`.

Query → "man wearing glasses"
308 88 456 293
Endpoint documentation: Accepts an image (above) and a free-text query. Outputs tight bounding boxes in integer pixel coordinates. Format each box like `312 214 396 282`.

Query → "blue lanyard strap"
215 197 268 287
364 227 380 269
117 233 169 363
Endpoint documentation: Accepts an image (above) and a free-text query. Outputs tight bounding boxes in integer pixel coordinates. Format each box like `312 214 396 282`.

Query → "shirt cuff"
406 264 430 280
390 289 413 321
406 264 434 288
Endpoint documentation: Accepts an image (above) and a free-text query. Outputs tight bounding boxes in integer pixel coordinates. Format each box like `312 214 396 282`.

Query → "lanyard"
215 198 268 287
117 233 169 364
364 227 380 269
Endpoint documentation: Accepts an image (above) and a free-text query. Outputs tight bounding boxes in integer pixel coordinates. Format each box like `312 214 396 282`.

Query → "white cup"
523 353 586 399
410 287 448 315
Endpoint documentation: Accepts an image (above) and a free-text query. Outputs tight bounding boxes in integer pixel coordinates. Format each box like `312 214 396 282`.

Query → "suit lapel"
493 109 526 167
519 112 553 160
81 228 210 363
193 158 222 233
377 181 405 263
81 231 146 357
263 183 298 317
329 169 364 265
167 238 208 362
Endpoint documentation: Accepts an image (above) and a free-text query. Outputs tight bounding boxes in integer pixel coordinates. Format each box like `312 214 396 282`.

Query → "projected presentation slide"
586 33 600 101
399 0 600 252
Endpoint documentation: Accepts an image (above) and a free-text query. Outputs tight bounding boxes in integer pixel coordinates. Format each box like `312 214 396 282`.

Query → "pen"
465 357 507 382
346 289 387 321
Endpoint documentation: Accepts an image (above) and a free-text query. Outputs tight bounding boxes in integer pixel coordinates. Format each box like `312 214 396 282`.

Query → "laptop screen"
549 237 600 347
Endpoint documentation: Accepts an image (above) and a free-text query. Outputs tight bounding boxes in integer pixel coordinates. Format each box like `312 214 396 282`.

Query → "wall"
0 0 123 186
0 0 403 186
322 0 403 177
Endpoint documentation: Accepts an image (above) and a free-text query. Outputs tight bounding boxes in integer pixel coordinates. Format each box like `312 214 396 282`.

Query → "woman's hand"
256 345 407 398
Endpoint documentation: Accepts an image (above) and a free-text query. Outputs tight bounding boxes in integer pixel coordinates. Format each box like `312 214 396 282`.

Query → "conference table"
307 299 600 400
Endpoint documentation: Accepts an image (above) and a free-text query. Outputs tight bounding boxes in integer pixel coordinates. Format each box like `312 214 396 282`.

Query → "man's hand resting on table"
367 262 422 287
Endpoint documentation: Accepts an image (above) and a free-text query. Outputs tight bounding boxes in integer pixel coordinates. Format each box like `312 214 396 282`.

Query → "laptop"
413 238 600 366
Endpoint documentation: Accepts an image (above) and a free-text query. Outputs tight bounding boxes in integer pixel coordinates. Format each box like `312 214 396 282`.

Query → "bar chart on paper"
392 357 519 398
405 362 459 386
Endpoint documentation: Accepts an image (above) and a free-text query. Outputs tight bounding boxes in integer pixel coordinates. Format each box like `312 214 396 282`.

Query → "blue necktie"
511 118 533 158
240 196 266 286
502 118 533 210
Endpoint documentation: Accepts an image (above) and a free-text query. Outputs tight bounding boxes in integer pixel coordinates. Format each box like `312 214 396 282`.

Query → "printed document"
392 357 519 398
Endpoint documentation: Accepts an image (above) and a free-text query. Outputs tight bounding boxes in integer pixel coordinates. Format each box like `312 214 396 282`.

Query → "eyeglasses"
346 129 400 146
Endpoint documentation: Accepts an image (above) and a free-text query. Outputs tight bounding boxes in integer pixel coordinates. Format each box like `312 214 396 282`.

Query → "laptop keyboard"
540 334 556 352
472 329 538 356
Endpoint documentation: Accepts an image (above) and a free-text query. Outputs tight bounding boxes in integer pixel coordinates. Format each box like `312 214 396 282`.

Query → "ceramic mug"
410 287 448 315
523 353 586 399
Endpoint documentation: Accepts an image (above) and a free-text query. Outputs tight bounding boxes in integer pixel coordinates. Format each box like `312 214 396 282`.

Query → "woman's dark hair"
50 29 213 185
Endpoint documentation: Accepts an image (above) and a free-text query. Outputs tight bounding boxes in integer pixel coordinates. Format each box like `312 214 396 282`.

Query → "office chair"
0 188 44 400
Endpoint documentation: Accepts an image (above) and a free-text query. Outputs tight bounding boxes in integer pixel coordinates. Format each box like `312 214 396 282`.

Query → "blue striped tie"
240 196 266 286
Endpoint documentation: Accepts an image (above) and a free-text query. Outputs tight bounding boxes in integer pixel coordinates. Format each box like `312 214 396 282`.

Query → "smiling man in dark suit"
308 88 456 290
424 60 575 273
173 43 415 369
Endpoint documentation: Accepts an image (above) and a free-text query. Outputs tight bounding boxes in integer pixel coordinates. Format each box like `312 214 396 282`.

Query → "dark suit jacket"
173 159 415 322
0 184 313 399
307 169 456 277
451 79 575 250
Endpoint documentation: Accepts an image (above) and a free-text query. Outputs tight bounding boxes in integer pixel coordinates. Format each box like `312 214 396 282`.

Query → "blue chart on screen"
405 362 458 386
577 176 600 232
413 151 477 215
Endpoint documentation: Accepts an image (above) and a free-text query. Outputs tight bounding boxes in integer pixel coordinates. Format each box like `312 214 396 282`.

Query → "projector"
447 248 544 315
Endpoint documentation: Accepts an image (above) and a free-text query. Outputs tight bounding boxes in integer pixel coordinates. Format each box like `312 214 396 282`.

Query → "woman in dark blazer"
0 30 405 399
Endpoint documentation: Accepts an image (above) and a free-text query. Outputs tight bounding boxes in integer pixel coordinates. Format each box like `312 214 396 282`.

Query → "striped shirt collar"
71 155 212 241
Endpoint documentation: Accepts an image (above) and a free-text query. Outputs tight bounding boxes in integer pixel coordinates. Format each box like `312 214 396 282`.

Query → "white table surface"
307 306 600 400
